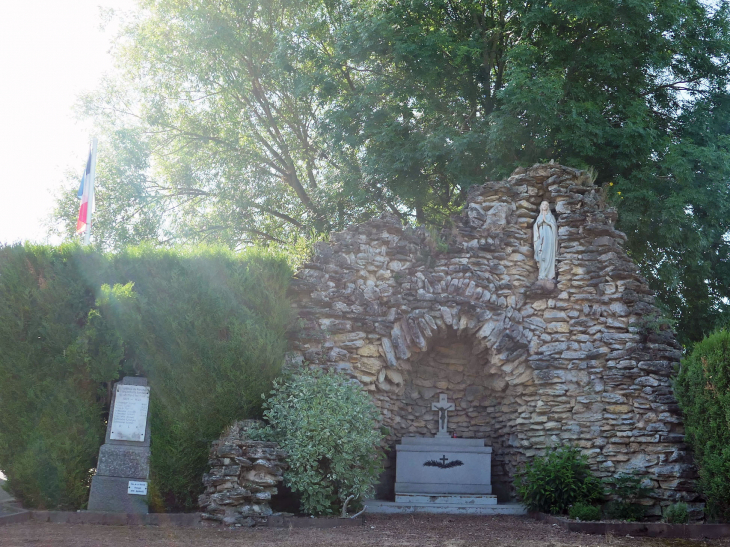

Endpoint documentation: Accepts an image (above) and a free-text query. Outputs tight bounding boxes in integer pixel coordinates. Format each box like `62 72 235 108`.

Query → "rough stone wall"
288 163 699 516
199 420 287 526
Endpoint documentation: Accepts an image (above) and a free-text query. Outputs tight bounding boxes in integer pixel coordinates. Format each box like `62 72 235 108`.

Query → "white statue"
533 201 557 280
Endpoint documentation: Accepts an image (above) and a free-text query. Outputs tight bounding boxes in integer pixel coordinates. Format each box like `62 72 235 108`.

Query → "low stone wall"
288 163 699 517
199 421 287 526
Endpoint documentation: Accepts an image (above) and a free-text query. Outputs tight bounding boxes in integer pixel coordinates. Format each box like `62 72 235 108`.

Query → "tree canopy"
53 0 730 343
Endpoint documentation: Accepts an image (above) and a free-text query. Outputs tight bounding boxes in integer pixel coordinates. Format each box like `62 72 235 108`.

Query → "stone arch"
289 164 698 516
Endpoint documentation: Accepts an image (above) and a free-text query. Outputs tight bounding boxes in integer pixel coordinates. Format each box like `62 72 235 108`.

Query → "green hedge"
0 245 106 509
675 328 730 521
0 243 292 511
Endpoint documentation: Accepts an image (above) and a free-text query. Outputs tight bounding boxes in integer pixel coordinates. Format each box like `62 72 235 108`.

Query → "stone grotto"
288 163 699 517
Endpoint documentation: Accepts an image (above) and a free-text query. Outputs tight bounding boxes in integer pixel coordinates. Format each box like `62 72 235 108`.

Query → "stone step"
365 500 526 515
395 494 497 505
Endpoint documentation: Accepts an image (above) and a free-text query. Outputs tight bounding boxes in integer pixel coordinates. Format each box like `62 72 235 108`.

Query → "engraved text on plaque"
110 385 150 442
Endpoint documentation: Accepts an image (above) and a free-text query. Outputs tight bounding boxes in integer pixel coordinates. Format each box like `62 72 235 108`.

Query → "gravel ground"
1 515 729 547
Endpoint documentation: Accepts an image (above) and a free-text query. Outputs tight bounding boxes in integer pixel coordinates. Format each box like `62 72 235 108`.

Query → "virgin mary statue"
533 201 558 280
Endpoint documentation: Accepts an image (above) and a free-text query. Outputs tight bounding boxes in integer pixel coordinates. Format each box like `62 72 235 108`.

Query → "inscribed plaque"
127 481 148 495
110 385 150 442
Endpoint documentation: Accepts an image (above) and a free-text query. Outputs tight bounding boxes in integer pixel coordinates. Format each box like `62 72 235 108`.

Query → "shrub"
569 502 601 521
603 472 652 522
255 369 384 516
0 244 109 509
675 328 730 521
0 243 292 511
515 446 603 514
664 502 690 524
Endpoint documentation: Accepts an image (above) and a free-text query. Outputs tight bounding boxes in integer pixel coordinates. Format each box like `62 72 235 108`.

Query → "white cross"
431 393 455 437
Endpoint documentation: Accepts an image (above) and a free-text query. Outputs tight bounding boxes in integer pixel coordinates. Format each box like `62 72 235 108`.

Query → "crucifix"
431 393 455 437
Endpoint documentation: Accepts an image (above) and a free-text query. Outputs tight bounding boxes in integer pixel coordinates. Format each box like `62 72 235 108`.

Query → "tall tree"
54 0 730 342
65 0 386 248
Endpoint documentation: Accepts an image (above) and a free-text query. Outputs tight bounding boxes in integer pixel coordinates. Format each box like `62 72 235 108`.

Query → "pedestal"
87 377 151 513
395 437 493 495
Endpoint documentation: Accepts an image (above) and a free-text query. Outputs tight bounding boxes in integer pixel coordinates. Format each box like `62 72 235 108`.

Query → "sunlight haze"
0 0 134 245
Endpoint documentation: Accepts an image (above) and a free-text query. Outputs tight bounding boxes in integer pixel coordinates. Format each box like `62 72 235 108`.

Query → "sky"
0 0 135 246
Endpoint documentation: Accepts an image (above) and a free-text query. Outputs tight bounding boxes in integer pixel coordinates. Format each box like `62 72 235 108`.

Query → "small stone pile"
199 420 287 527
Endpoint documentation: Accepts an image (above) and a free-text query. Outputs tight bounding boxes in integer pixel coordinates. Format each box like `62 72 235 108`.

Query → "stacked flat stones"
289 163 699 517
199 421 287 526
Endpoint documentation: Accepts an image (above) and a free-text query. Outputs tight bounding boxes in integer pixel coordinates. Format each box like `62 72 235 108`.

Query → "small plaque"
110 385 150 442
127 481 148 495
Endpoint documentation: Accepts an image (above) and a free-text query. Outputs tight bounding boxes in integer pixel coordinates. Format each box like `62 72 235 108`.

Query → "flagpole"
84 137 98 246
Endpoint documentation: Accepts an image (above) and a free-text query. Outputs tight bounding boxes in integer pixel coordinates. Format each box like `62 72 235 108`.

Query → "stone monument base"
395 437 492 495
379 434 520 514
396 493 497 505
95 445 149 478
527 278 557 294
365 499 524 515
87 377 151 514
88 476 149 514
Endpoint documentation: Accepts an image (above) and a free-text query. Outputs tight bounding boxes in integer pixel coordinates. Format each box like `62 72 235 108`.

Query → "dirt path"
1 515 728 547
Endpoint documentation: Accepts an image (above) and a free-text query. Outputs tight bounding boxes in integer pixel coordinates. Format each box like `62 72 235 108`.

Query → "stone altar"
395 394 494 503
375 393 503 513
395 437 493 497
87 377 151 513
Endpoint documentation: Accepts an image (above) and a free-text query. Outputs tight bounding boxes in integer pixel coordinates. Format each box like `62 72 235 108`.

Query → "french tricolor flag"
76 138 98 240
